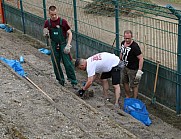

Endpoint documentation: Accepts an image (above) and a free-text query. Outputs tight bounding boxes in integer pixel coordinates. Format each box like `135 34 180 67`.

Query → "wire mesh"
2 0 181 113
119 13 178 70
4 0 20 8
3 0 179 70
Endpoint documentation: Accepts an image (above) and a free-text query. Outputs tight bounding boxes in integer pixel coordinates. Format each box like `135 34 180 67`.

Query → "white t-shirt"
86 52 120 77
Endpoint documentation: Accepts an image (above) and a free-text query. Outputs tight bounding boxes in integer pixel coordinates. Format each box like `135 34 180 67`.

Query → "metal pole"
166 4 181 114
73 0 79 58
176 19 181 114
43 0 47 20
113 0 120 56
43 0 49 46
20 0 25 34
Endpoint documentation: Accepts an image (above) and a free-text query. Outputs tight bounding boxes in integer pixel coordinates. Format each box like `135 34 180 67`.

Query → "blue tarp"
0 24 13 33
0 57 25 77
38 48 51 55
123 98 152 126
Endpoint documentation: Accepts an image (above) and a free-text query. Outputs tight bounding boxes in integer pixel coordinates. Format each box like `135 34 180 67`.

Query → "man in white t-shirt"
75 52 124 108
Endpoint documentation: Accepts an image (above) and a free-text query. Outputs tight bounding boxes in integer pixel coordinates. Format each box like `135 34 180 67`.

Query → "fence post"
17 0 20 9
43 0 47 20
166 4 181 114
0 0 5 23
20 0 25 34
43 0 48 46
112 0 120 56
176 19 181 115
73 0 79 58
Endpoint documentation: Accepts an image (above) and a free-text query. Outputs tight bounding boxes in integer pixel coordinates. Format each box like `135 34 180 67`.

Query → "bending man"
75 52 123 108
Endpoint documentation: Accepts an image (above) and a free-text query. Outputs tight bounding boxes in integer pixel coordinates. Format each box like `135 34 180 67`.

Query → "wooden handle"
24 76 54 103
153 61 160 93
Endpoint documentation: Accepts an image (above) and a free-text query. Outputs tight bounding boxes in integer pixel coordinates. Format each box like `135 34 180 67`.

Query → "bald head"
75 58 82 67
75 58 86 70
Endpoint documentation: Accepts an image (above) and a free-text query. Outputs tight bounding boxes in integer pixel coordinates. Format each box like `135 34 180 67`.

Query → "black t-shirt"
120 41 141 70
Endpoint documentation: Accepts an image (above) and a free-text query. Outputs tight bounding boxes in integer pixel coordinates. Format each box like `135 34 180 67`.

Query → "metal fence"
1 0 181 114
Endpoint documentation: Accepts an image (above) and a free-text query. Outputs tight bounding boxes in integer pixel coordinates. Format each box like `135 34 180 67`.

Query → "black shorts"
100 66 120 85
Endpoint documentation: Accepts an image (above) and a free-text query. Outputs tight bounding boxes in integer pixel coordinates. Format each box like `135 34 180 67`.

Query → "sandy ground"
1 0 181 138
1 27 181 138
151 0 181 9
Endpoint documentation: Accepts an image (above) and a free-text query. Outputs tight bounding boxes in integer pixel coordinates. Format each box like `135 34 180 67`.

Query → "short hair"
75 58 81 68
124 30 133 36
49 5 56 11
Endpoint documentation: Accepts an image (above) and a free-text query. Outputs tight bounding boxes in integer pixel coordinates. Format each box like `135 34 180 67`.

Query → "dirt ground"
1 0 181 139
151 0 181 9
0 27 181 139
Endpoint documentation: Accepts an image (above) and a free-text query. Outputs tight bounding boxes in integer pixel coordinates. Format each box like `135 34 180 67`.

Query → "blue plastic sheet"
0 24 13 33
0 24 6 29
0 57 25 77
38 48 51 55
4 26 13 33
123 98 152 126
19 56 24 63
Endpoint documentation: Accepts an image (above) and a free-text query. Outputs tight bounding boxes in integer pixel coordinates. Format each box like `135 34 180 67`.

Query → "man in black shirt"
120 30 144 98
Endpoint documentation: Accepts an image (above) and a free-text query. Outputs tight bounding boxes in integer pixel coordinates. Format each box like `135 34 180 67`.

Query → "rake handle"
47 36 63 85
153 61 160 93
24 76 54 103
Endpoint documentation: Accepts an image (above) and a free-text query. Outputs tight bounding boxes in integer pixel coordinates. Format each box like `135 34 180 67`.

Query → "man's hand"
64 44 72 54
118 60 125 69
135 70 143 80
43 28 49 37
78 89 85 97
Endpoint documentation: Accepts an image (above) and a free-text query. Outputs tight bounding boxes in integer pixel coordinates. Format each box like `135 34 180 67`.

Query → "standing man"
43 5 77 89
75 52 124 109
120 30 144 98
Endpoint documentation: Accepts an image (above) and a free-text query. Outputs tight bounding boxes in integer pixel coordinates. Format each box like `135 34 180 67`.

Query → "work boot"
58 80 64 86
72 84 79 90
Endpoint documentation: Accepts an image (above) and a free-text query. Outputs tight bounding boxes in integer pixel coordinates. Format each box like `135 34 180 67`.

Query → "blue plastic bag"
0 24 13 32
123 98 152 126
4 26 13 33
0 57 25 77
0 24 6 29
38 48 51 55
19 56 24 63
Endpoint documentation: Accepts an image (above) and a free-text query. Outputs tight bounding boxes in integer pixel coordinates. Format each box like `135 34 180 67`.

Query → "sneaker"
114 103 120 112
104 98 110 105
105 98 110 102
72 84 79 90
